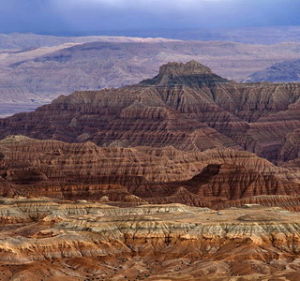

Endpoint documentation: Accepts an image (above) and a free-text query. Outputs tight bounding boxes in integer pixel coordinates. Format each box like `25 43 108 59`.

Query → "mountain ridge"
0 61 299 163
247 58 300 82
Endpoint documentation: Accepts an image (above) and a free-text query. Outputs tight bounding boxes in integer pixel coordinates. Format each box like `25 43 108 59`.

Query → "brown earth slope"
0 135 299 210
0 61 299 163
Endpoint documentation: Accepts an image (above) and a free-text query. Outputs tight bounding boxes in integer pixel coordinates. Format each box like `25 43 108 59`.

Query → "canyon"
0 61 299 210
0 60 299 280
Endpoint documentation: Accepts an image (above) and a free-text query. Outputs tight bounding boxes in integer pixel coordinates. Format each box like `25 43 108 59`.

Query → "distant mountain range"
0 33 175 50
246 59 300 82
128 26 300 44
1 30 300 116
3 25 298 46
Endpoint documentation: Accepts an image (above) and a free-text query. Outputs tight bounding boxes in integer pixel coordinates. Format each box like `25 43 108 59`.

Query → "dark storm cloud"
1 0 300 34
0 0 65 33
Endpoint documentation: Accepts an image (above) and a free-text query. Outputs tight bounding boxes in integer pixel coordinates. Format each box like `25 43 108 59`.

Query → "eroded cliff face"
0 136 299 210
0 198 299 281
0 61 299 162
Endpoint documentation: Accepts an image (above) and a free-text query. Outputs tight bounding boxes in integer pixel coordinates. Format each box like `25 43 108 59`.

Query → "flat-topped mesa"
159 60 213 76
140 60 230 86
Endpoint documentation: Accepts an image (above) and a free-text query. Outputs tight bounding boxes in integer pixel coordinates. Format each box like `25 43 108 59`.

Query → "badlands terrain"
0 61 299 208
0 61 299 162
0 135 299 210
0 198 300 281
0 60 299 280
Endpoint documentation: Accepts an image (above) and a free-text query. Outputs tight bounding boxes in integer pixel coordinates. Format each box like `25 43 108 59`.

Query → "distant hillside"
246 59 300 82
2 32 300 116
2 25 300 48
158 26 300 44
1 40 300 104
0 33 174 50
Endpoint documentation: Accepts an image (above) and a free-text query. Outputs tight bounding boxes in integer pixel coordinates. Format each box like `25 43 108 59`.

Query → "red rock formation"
280 129 300 162
0 60 299 281
0 61 299 162
0 136 299 209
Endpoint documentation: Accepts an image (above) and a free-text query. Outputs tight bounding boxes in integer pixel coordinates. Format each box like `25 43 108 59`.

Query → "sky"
1 0 300 35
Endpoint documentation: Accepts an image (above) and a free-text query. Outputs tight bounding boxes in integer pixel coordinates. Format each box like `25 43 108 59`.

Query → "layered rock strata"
0 136 299 209
0 61 299 162
0 198 300 280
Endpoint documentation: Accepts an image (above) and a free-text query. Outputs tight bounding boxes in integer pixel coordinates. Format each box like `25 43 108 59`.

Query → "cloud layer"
1 0 300 35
